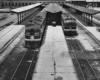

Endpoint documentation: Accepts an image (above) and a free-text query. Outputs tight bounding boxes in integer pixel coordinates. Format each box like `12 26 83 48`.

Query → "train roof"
33 17 45 26
62 13 70 18
26 24 41 30
26 7 47 30
62 13 76 20
36 11 47 18
43 3 67 13
32 11 47 25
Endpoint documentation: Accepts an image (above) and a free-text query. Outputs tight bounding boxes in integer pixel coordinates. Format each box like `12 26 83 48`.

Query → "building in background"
70 0 86 7
86 0 100 7
69 0 100 7
0 0 100 9
0 0 66 8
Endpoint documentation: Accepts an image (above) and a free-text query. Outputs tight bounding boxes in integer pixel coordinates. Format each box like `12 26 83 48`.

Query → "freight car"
61 13 77 36
25 10 47 48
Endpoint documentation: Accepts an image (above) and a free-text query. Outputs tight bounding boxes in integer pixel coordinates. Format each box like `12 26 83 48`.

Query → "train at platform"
25 9 47 48
61 13 77 36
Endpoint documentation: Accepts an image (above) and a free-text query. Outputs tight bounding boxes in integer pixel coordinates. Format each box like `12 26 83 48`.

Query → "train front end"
25 24 42 49
62 13 77 36
25 11 47 49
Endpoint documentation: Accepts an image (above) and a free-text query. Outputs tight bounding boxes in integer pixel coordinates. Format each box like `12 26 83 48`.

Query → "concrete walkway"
0 25 24 50
0 30 24 64
32 25 78 80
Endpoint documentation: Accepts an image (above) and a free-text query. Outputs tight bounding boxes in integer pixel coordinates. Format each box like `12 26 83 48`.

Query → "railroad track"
0 9 41 54
66 38 99 80
65 8 100 47
78 23 100 53
0 27 24 54
5 10 47 80
77 24 100 55
8 24 47 80
9 49 38 80
0 21 15 31
0 8 44 80
9 26 47 80
78 22 100 46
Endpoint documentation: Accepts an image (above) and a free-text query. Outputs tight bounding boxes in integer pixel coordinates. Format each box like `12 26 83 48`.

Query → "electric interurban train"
25 9 47 48
25 5 77 48
61 13 77 36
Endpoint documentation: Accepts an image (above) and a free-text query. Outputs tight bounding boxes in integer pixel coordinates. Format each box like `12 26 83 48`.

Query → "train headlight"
52 21 56 27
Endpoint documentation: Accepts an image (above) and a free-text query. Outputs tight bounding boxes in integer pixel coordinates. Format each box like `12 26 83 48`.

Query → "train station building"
0 0 100 9
0 0 66 8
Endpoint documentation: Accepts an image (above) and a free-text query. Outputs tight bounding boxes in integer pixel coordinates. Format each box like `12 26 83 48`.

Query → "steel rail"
0 28 24 54
75 39 99 80
66 37 99 80
67 39 85 80
24 50 36 80
10 49 27 80
10 50 35 80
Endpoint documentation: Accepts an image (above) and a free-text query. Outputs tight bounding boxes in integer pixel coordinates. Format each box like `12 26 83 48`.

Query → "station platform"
0 25 16 38
0 29 24 64
67 9 100 47
0 25 24 50
75 15 100 44
0 25 25 63
32 25 78 80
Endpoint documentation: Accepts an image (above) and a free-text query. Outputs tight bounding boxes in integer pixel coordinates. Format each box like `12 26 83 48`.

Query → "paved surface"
0 25 24 50
0 25 16 39
72 13 100 43
0 9 40 80
32 25 78 80
0 30 24 64
66 9 100 43
85 27 100 41
0 35 25 80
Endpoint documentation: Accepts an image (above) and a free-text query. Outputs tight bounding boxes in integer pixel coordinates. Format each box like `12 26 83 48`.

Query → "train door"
46 11 62 25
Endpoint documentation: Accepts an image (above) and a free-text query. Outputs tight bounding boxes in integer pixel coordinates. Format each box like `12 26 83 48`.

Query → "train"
61 13 77 36
25 9 47 48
